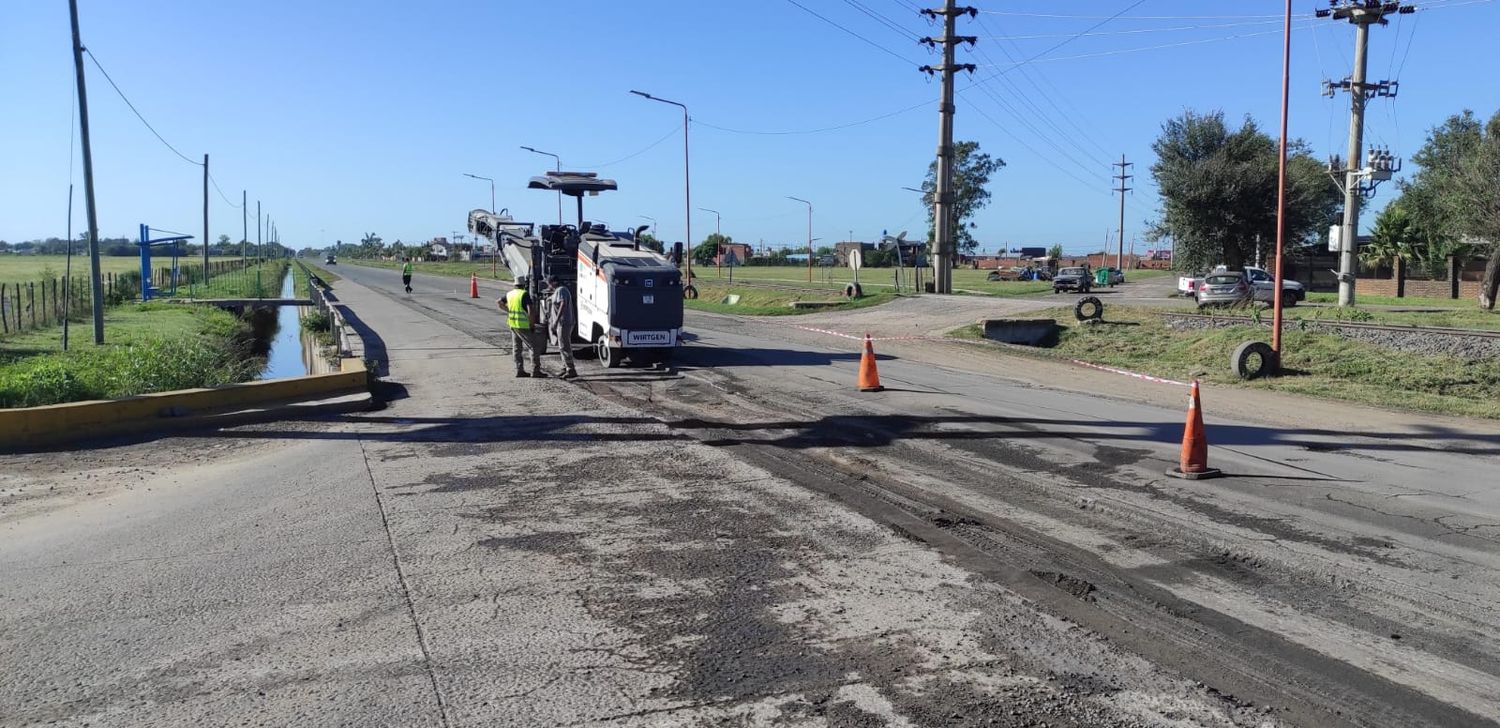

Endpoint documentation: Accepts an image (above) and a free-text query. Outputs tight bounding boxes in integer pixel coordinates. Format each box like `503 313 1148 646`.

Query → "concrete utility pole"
919 0 976 295
202 154 209 281
1320 0 1412 306
1113 155 1132 273
256 201 262 260
242 190 247 259
68 0 104 344
788 197 813 282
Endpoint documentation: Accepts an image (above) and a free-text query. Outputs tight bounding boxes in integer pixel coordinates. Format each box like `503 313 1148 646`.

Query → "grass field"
1168 297 1500 332
0 255 250 286
952 305 1500 419
0 302 261 408
1304 292 1472 309
686 281 902 316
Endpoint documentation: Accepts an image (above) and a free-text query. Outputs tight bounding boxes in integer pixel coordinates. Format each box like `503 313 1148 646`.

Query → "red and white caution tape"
791 325 932 342
1067 359 1190 387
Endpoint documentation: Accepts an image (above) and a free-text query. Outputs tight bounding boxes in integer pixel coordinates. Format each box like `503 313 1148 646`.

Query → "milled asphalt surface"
3 262 1498 727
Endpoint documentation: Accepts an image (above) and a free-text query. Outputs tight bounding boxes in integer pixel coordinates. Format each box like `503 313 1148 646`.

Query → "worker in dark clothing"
501 279 544 377
547 275 578 379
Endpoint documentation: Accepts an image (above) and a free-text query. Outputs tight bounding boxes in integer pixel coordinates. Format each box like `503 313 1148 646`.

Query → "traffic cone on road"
1167 380 1221 479
857 334 884 392
469 273 479 299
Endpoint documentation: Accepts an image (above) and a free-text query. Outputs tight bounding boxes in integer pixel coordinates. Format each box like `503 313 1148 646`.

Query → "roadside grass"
1166 297 1500 332
345 258 511 280
1304 292 1468 308
0 303 261 408
175 260 290 300
951 305 1500 419
686 282 901 316
300 258 341 284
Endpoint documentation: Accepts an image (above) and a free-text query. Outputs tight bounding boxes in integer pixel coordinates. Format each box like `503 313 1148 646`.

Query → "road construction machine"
468 171 685 367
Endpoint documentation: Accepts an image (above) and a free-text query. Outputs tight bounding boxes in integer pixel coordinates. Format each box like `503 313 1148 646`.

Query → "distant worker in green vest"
401 258 414 293
500 279 543 378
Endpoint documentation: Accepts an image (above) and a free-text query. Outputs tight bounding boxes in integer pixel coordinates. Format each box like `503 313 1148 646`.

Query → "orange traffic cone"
1168 380 1221 479
469 273 479 299
857 334 884 392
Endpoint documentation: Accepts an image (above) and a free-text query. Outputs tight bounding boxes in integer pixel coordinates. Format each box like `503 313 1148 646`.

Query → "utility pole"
69 0 104 344
241 190 247 259
919 0 976 295
1320 0 1412 306
202 153 209 281
256 201 262 260
1113 155 1132 273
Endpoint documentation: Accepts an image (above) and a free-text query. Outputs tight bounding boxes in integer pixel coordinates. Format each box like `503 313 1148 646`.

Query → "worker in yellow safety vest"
500 279 544 377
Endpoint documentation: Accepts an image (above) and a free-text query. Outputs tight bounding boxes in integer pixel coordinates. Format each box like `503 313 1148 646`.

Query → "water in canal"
260 268 310 380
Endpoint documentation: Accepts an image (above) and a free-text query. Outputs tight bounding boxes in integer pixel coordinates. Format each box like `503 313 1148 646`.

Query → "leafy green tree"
693 233 733 264
1147 110 1339 272
1047 244 1063 260
638 232 664 254
921 140 1005 255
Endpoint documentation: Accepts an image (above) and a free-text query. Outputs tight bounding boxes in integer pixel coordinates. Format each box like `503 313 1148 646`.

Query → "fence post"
1449 256 1461 300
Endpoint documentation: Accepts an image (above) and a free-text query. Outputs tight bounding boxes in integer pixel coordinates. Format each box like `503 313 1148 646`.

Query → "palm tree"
1362 205 1416 274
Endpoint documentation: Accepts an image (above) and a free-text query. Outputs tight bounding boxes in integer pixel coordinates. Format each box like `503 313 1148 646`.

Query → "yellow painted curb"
1 357 368 449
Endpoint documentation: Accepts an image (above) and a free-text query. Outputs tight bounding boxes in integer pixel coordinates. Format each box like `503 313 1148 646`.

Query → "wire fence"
0 258 291 340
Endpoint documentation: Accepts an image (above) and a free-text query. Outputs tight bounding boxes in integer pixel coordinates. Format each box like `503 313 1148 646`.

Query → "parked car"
1244 266 1303 305
986 266 1027 282
1195 271 1252 308
1052 266 1092 294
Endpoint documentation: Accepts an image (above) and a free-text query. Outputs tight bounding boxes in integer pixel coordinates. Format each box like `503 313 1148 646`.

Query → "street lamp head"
629 90 653 100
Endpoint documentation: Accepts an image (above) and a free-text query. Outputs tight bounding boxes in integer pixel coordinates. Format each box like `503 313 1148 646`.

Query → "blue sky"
3 1 1496 254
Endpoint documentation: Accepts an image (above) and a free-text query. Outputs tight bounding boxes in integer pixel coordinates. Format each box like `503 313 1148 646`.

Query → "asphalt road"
3 262 1497 727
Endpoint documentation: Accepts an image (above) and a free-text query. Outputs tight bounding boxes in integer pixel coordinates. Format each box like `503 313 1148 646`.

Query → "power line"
573 125 680 168
208 172 242 208
691 97 932 135
841 0 923 42
979 10 1287 20
83 48 199 167
977 17 1294 40
783 0 919 65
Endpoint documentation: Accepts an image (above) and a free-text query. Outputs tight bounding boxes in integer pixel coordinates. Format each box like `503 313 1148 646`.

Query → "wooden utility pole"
202 153 210 281
1113 155 1132 273
68 0 104 344
919 1 976 294
256 201 262 260
1320 0 1411 306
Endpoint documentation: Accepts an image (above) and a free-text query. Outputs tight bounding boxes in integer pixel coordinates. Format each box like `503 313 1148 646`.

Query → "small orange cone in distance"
469 273 479 299
1168 380 1221 479
858 334 884 392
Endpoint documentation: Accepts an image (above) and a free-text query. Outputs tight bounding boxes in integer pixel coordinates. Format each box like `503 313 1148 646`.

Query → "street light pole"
788 196 812 283
519 146 562 225
630 90 692 286
463 173 495 214
699 207 721 277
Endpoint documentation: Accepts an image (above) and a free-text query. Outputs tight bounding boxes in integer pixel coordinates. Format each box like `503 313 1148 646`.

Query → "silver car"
1195 271 1252 307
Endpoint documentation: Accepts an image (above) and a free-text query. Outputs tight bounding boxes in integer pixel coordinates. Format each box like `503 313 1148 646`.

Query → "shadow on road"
190 410 1500 460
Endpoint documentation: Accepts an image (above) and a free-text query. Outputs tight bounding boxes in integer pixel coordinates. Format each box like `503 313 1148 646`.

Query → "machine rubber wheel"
1074 296 1104 322
1232 340 1278 380
843 282 863 299
597 339 623 369
683 285 699 300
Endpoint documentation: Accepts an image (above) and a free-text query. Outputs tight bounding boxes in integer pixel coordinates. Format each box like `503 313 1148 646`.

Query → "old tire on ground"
1074 296 1104 322
1232 340 1278 380
683 285 699 300
843 282 863 299
597 338 623 369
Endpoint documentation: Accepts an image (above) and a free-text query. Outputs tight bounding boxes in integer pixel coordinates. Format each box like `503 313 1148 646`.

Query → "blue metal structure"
137 224 193 301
